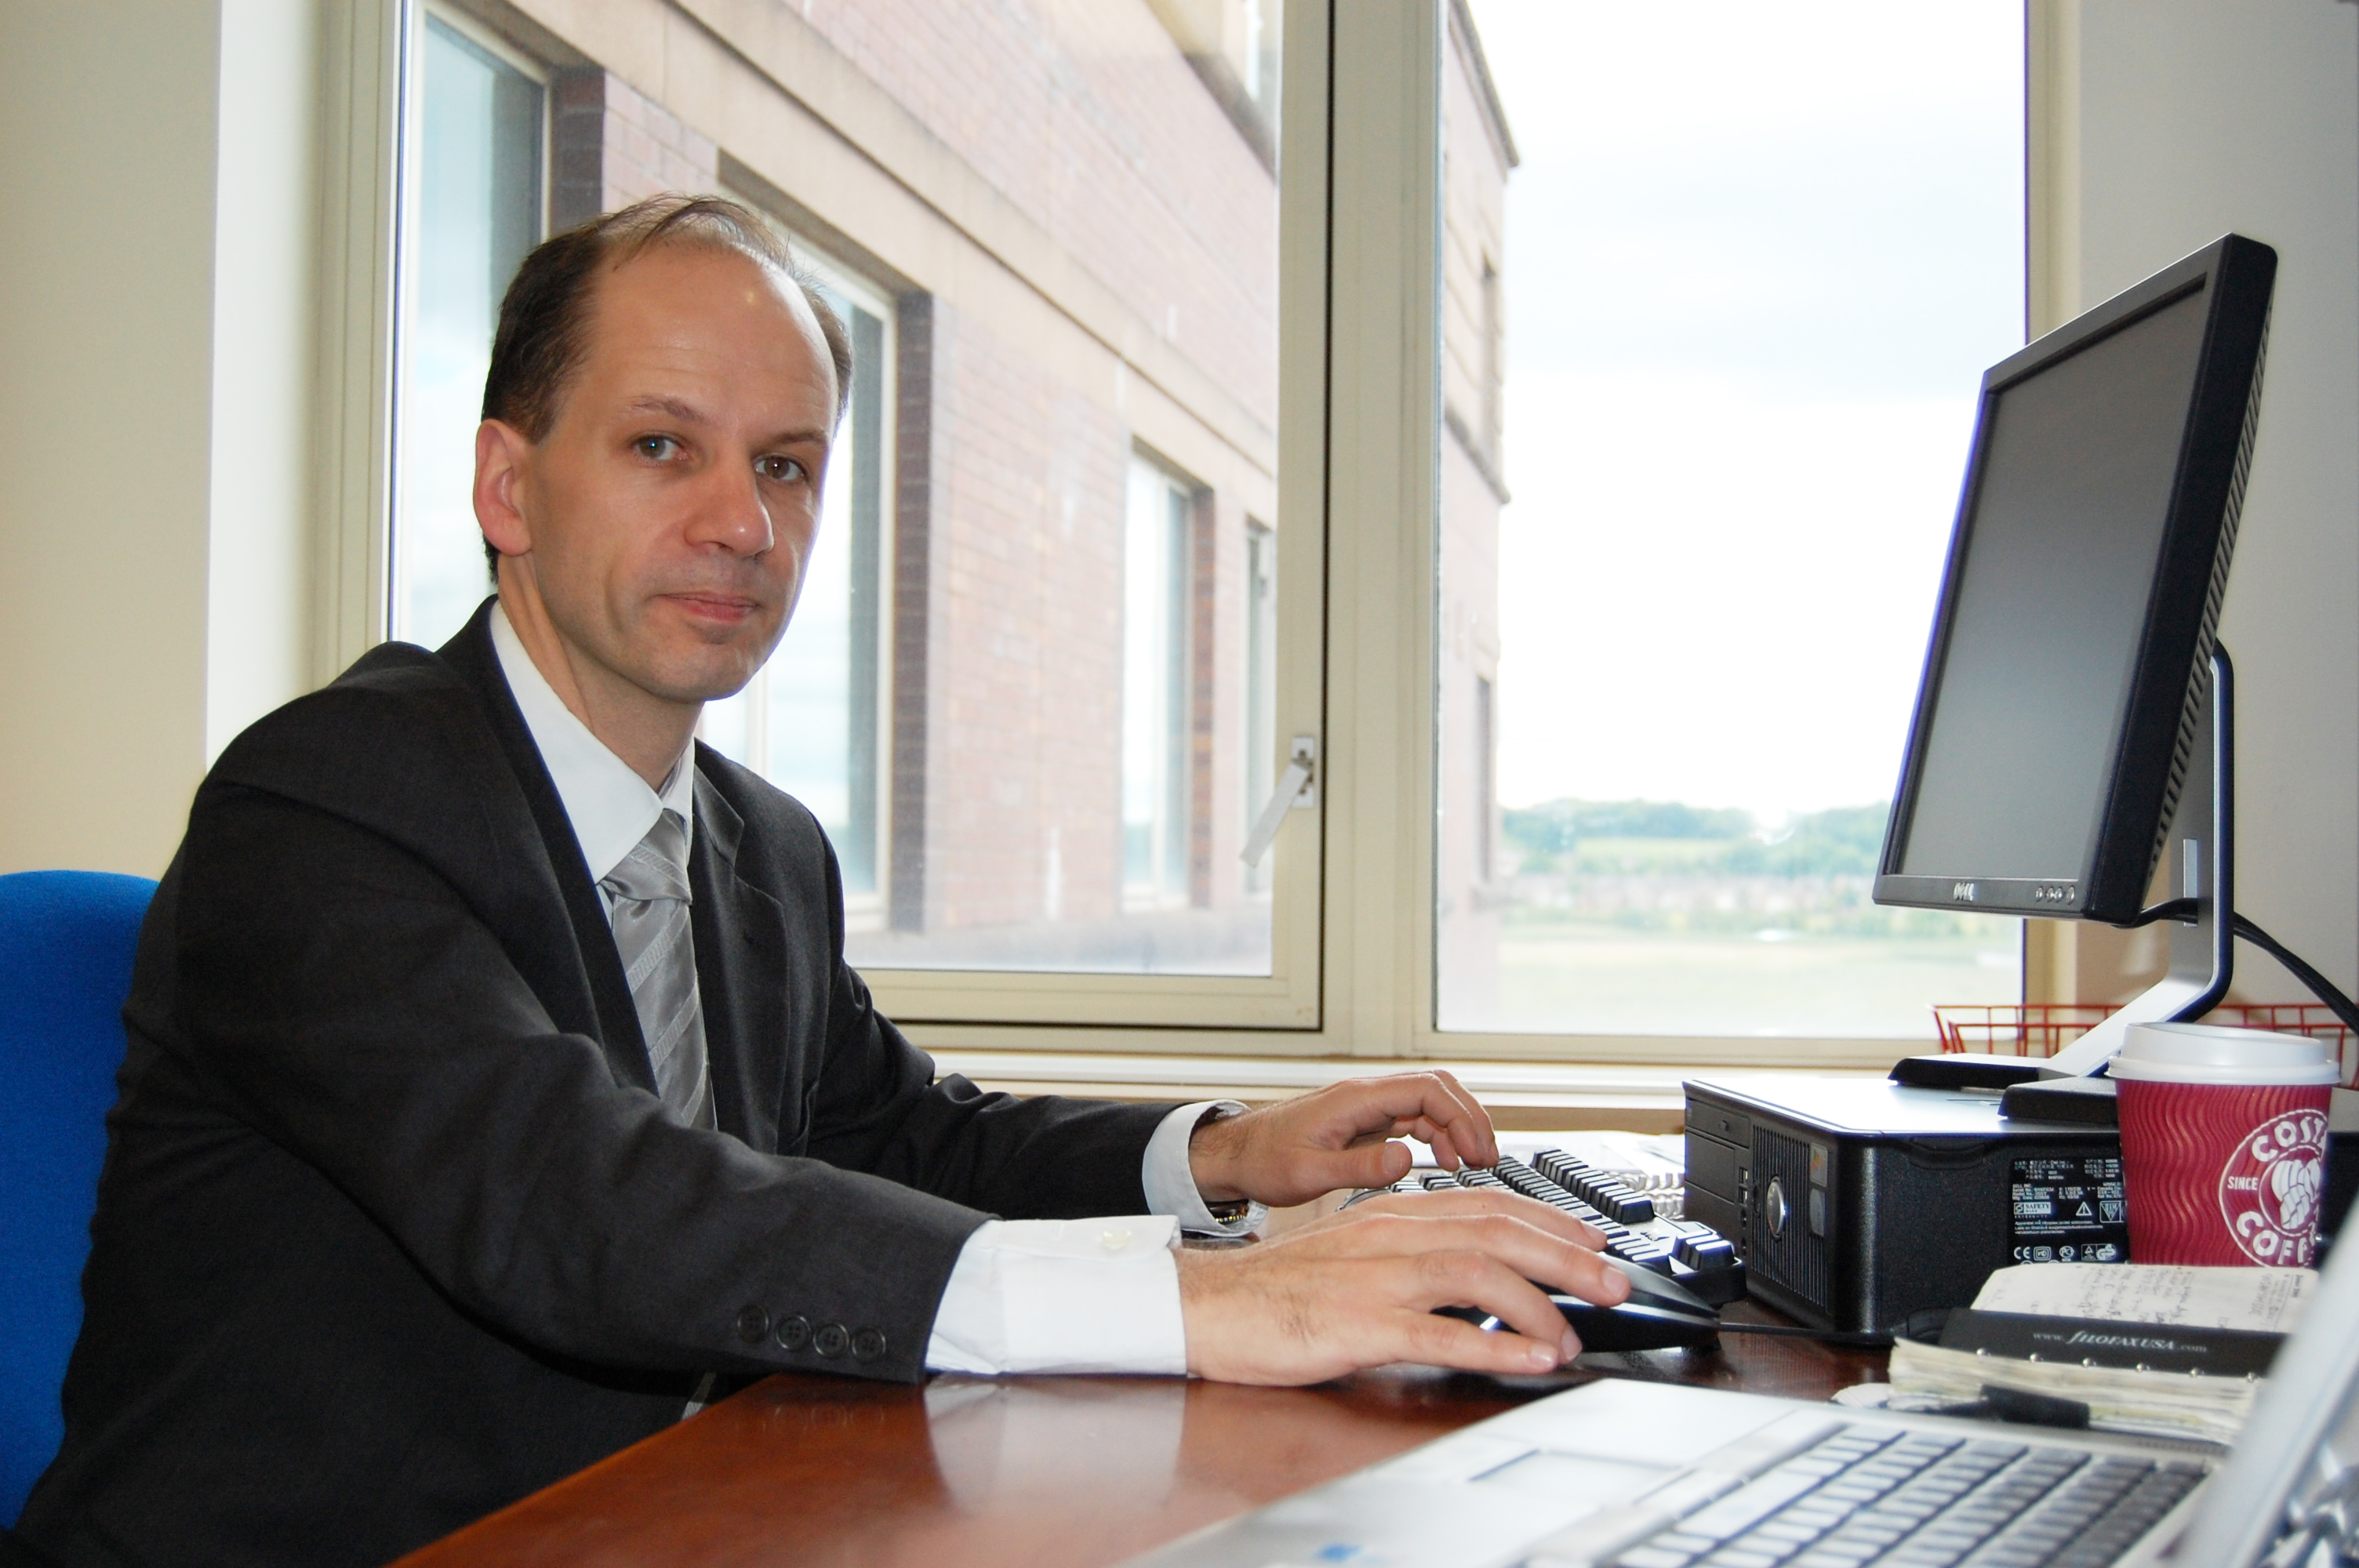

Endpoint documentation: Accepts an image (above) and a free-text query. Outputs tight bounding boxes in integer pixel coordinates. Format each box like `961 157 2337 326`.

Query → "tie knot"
602 809 691 905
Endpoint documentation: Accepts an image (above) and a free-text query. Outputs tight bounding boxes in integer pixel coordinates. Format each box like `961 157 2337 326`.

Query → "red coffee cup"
2112 1022 2339 1266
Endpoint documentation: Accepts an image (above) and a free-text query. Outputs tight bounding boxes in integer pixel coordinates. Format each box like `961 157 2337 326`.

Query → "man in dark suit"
12 197 1623 1567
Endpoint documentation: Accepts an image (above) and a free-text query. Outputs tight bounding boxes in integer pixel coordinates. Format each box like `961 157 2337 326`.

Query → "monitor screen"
1896 288 2208 881
1876 234 2274 923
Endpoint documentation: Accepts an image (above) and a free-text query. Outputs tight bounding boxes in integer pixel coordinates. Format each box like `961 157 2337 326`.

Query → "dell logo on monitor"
1951 882 1977 902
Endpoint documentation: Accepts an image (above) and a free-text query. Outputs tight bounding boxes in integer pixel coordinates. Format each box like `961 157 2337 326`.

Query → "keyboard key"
1972 1548 2048 1568
1650 1533 1718 1555
1679 1472 1825 1540
1606 1548 1695 1568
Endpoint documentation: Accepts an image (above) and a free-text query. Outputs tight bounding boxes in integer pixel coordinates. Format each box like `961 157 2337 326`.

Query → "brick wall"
551 68 718 233
788 0 1278 434
916 301 1129 930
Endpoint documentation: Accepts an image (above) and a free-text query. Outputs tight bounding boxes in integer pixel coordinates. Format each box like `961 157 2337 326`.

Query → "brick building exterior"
423 0 1507 970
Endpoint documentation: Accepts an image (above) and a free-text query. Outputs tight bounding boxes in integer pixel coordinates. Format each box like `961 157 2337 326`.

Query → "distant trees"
1500 798 1892 877
1500 798 1755 854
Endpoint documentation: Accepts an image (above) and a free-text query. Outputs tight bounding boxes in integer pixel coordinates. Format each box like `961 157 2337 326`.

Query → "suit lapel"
689 767 791 1152
438 602 656 1094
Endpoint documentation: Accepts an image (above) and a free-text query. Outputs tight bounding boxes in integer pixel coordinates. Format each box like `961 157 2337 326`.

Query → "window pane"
703 286 891 911
394 17 541 651
1440 2 2025 1038
1122 459 1194 908
741 1 1284 977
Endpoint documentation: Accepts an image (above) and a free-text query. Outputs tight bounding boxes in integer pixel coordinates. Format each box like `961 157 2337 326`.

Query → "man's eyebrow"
761 426 830 448
625 394 711 424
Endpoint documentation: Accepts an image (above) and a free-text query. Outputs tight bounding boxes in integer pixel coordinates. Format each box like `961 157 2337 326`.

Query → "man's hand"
1187 1072 1497 1208
1176 1186 1631 1383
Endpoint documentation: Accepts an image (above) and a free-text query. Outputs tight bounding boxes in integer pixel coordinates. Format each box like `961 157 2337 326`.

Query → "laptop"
1129 1200 2359 1568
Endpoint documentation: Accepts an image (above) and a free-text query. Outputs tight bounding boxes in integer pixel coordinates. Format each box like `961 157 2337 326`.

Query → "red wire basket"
1931 1002 2359 1088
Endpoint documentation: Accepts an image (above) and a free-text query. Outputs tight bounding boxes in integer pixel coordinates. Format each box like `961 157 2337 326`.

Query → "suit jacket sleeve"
172 771 983 1385
698 753 1180 1221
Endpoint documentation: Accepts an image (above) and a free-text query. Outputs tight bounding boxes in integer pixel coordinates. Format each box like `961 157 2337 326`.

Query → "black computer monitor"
1874 234 2274 928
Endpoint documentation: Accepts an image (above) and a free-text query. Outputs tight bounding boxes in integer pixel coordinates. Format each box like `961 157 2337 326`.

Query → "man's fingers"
1404 1250 1582 1352
1308 1137 1416 1193
1427 1071 1496 1167
1177 1248 1576 1384
1398 1299 1573 1374
1290 1207 1631 1306
1330 1186 1609 1253
1319 1073 1496 1170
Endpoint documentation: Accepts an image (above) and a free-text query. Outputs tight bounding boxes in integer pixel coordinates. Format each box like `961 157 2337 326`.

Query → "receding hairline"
536 234 843 437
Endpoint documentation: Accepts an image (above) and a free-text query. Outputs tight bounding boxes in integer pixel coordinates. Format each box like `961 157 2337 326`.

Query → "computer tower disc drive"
1684 1075 2124 1333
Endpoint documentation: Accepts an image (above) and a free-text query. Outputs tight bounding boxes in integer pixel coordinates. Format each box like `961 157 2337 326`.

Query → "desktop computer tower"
1683 1075 2124 1334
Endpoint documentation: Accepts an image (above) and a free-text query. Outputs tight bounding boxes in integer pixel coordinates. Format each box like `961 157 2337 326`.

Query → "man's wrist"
1187 1102 1250 1205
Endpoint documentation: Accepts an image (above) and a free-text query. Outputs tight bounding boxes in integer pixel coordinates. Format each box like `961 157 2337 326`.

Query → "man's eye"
635 435 680 460
757 455 807 484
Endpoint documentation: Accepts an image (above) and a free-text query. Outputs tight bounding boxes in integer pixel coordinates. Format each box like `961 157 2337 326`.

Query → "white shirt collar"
490 601 696 885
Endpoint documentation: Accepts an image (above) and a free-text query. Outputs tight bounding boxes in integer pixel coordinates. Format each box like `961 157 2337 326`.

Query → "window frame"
853 0 1332 1033
387 2 551 651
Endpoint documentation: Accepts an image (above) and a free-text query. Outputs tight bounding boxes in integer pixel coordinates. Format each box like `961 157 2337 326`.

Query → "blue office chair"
0 870 154 1527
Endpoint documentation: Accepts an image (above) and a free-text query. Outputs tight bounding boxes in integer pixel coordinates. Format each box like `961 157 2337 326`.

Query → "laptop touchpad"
1476 1449 1676 1501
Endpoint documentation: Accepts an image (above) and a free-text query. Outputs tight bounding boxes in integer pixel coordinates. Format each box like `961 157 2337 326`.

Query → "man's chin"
627 647 771 706
635 620 780 703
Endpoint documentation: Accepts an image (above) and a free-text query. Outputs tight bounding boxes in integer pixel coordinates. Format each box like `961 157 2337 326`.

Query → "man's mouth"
663 591 763 626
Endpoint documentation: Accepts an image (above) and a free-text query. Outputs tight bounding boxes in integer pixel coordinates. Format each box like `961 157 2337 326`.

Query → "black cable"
1710 1320 1892 1348
1706 1308 1953 1350
2112 896 2197 929
2109 899 2359 1039
2232 915 2359 1039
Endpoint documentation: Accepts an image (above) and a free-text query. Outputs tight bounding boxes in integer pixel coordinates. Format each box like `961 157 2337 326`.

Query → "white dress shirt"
489 604 1257 1375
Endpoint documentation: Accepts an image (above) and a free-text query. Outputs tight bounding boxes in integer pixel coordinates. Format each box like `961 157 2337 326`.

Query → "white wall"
0 1 320 878
2063 0 2359 999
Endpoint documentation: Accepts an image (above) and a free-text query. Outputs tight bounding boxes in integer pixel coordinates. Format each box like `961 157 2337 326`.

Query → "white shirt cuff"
924 1218 1188 1375
1142 1100 1269 1236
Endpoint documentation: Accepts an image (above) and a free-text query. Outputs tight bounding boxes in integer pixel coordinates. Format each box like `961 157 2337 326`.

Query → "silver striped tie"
598 808 713 1128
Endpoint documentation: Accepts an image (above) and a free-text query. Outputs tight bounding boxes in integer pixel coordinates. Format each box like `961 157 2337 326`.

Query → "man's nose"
689 459 776 556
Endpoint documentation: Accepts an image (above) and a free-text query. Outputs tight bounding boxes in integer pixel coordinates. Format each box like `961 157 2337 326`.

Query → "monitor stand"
1888 648 2235 1124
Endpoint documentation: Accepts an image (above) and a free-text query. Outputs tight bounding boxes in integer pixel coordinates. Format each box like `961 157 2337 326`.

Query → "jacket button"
813 1322 850 1359
734 1305 770 1345
851 1327 888 1363
774 1314 812 1352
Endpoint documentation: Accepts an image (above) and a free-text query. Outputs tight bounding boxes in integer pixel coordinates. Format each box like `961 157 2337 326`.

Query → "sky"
1468 1 2026 821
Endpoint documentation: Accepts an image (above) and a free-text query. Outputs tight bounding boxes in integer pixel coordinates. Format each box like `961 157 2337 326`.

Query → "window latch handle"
1240 737 1318 868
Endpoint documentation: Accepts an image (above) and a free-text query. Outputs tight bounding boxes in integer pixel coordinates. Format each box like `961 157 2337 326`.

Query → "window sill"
925 1049 1890 1133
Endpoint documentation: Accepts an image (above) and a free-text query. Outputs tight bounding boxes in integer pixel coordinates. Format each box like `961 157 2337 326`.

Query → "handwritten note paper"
1973 1262 2314 1333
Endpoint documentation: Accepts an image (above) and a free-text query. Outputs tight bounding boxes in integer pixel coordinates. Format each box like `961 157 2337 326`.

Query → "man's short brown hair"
478 194 855 572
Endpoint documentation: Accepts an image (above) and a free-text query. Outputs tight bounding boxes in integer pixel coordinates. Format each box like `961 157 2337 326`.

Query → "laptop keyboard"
1583 1423 2205 1568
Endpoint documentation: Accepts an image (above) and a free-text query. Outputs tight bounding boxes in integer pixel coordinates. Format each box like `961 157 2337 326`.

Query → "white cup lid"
2109 1022 2342 1086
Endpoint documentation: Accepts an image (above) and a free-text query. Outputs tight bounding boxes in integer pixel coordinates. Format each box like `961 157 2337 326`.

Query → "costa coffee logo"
2216 1108 2328 1265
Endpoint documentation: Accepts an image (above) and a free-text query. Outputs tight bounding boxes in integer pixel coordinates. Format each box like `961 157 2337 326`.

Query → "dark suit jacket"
15 604 1175 1567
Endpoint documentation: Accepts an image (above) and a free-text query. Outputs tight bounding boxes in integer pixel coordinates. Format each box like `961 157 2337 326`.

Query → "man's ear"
474 419 535 560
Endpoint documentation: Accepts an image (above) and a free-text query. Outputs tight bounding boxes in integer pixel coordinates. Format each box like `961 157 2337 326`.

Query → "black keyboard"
1566 1422 2205 1568
1382 1148 1747 1306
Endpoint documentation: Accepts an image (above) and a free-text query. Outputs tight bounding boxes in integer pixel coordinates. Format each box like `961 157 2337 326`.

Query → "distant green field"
1444 927 2019 1038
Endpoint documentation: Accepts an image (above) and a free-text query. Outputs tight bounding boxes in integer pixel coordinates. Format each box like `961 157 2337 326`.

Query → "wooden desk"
395 1304 1886 1568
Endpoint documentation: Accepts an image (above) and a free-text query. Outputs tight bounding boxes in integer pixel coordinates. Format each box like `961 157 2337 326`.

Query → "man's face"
503 244 837 706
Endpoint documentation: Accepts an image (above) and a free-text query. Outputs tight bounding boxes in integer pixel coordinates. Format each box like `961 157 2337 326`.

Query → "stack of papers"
1884 1264 2315 1446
